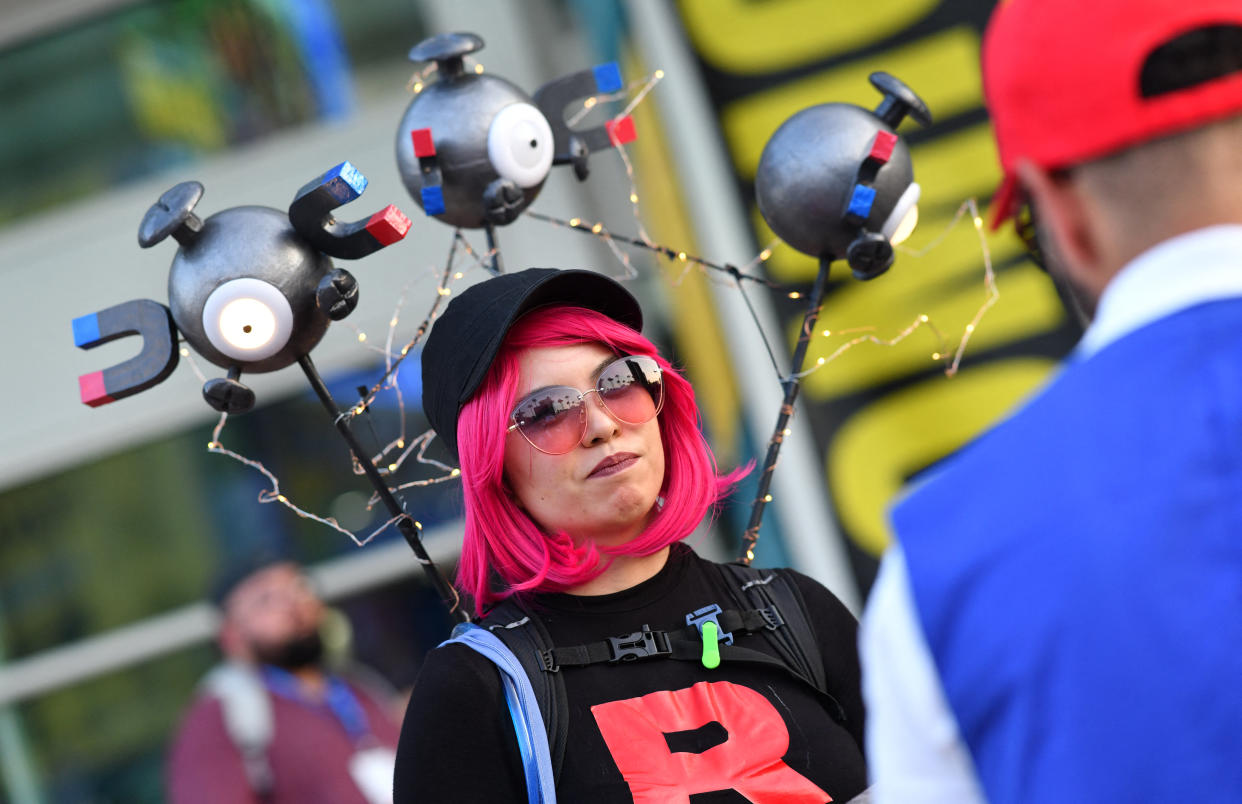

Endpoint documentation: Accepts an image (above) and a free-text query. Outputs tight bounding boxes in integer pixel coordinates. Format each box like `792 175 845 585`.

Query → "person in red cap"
859 0 1242 802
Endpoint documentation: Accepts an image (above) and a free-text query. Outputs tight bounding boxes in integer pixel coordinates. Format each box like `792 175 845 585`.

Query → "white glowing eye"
487 102 554 188
201 278 294 362
881 182 921 245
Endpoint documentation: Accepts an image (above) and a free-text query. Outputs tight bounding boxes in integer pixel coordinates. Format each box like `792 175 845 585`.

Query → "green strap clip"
700 621 721 669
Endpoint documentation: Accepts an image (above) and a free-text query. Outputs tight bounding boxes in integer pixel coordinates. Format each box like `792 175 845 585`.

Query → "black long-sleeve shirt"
395 544 867 802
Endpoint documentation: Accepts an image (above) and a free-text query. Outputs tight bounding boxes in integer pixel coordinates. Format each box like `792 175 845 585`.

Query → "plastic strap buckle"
606 625 671 662
537 648 560 673
759 604 785 631
686 603 734 645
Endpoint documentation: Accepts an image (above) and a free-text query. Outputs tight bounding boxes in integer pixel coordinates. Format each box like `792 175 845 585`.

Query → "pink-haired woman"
394 269 867 802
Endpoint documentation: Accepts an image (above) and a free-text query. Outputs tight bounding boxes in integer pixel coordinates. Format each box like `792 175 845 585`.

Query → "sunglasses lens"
597 356 663 424
509 355 665 454
511 388 585 454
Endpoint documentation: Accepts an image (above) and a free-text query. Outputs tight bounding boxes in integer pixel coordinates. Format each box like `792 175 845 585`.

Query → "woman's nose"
581 391 620 445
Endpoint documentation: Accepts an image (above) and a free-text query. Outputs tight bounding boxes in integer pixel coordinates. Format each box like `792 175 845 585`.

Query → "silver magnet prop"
72 162 410 414
395 32 636 231
739 73 931 564
755 72 930 281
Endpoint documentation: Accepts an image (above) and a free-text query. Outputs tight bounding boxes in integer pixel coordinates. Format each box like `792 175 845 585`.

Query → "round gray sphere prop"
395 73 545 229
167 206 334 373
755 103 913 260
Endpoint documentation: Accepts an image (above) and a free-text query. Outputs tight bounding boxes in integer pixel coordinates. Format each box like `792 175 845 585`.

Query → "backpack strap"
480 599 569 783
200 662 275 801
717 563 847 724
442 621 557 804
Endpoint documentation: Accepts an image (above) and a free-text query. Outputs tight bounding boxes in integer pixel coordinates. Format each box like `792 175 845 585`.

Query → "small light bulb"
592 223 603 234
397 439 405 449
473 64 484 74
932 352 942 360
966 323 976 333
179 347 190 357
763 494 773 502
759 248 773 261
388 463 398 472
569 217 581 227
654 69 665 79
629 193 639 204
451 468 461 477
973 216 984 228
584 97 597 109
822 329 832 337
788 292 802 300
816 357 825 365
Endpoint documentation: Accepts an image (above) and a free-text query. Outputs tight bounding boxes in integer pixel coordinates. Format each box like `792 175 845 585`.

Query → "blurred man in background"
861 0 1242 801
166 556 401 804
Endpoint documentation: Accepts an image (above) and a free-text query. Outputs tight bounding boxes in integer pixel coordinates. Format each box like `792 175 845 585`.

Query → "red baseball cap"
984 0 1242 229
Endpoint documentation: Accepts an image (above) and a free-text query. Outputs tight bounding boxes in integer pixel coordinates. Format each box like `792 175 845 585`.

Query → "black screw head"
869 72 932 129
483 178 525 225
847 231 895 280
202 376 256 413
408 32 484 75
139 181 205 248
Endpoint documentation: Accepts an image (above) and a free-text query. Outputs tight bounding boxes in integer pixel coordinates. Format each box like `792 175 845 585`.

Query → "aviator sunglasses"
507 355 665 454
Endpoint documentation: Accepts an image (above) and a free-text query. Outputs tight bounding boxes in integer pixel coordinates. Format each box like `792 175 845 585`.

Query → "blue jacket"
897 297 1242 802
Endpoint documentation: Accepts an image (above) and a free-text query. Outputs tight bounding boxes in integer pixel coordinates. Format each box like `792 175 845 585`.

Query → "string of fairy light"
191 56 1003 553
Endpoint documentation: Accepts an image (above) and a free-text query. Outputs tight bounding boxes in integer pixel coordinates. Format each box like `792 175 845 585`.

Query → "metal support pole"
483 222 503 274
298 354 467 623
740 257 834 563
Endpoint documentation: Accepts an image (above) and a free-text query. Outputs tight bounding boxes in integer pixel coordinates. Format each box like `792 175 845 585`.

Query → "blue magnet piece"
72 313 102 348
592 62 623 94
847 184 877 220
421 186 446 216
321 161 367 203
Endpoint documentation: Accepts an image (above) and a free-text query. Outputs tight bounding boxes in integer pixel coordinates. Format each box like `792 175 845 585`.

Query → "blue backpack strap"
442 623 557 803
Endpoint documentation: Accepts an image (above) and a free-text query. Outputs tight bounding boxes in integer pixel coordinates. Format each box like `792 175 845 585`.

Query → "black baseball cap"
420 268 643 460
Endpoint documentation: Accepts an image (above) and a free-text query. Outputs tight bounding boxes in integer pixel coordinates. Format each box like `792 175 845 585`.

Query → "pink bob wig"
454 305 742 615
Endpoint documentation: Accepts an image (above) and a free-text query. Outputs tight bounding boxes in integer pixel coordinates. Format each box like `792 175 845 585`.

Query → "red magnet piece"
365 205 412 246
605 115 637 147
79 371 115 407
411 128 436 158
868 130 898 164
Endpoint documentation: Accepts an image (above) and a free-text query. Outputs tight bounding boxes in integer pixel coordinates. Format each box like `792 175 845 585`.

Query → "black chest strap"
533 605 780 670
476 562 846 785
